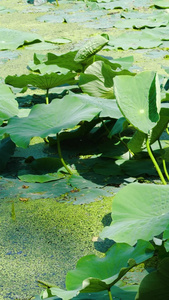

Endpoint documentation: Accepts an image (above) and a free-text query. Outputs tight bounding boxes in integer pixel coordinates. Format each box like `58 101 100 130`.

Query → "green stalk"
57 133 73 175
11 202 16 221
146 135 167 185
108 289 113 300
158 139 169 181
46 88 49 105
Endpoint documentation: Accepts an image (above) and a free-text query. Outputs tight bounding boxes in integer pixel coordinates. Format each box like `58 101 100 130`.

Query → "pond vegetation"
1 0 169 299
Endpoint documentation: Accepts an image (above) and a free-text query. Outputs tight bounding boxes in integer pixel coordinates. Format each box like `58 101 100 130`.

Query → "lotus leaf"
40 286 138 300
0 94 101 148
24 41 58 50
135 258 169 300
127 108 169 153
42 240 153 299
114 71 161 134
74 35 108 63
114 17 168 29
66 240 154 291
5 72 76 90
0 28 43 50
69 93 122 119
108 31 162 50
18 157 65 183
153 0 169 8
100 183 169 245
80 61 134 99
0 83 19 125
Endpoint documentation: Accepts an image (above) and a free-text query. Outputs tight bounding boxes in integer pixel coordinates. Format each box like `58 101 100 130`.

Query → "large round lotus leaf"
5 72 76 90
0 83 18 125
114 17 168 29
68 93 122 119
43 240 153 299
108 31 162 50
0 94 101 148
100 183 169 245
66 240 153 291
114 71 161 134
0 28 43 50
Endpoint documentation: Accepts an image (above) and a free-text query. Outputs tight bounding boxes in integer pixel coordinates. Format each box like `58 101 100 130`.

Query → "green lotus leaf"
66 240 154 291
0 94 101 148
114 71 161 134
114 17 168 29
18 157 65 183
30 51 122 74
5 72 76 90
0 83 19 125
74 35 108 63
135 258 169 300
0 28 43 50
128 107 169 153
100 183 169 245
108 31 162 50
108 117 128 138
71 92 122 119
42 240 153 299
41 285 138 300
153 0 169 8
79 61 131 99
24 41 58 51
32 51 86 73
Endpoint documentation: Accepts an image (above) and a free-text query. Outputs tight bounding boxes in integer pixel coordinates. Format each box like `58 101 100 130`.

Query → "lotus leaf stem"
57 133 73 175
108 289 113 300
146 135 167 185
11 202 16 221
158 139 169 181
46 88 49 105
